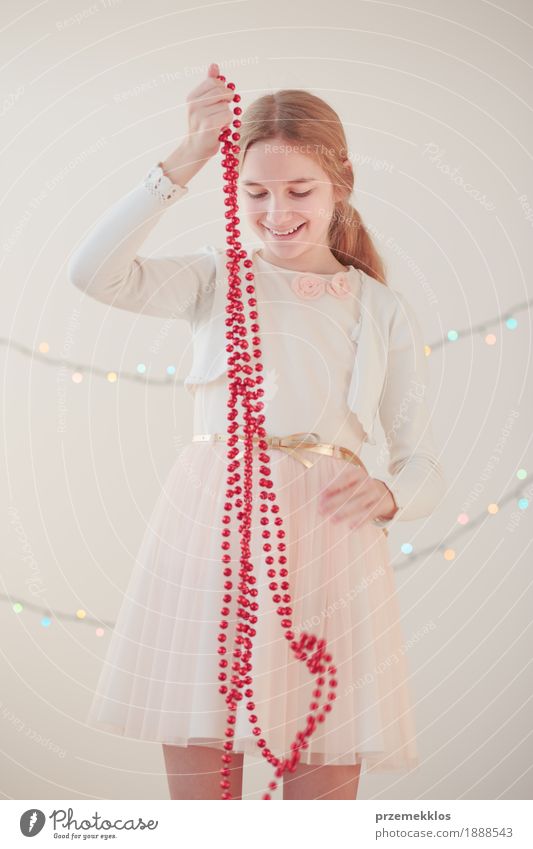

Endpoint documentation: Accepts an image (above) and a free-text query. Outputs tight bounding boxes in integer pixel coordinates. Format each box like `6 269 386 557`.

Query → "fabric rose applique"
291 271 351 299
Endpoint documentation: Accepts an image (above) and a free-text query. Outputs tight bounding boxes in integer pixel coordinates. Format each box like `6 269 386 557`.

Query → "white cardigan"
68 165 447 529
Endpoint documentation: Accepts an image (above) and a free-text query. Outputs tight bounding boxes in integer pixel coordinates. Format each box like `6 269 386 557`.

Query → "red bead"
213 79 335 800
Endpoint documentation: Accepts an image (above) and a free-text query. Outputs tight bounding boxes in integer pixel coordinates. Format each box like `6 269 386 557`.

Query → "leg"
283 760 361 800
162 744 244 800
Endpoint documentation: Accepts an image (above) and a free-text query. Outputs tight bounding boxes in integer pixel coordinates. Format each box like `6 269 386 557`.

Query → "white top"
67 164 447 528
192 251 366 452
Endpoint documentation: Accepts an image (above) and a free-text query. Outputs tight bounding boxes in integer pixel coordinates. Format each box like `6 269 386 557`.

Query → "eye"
245 190 313 199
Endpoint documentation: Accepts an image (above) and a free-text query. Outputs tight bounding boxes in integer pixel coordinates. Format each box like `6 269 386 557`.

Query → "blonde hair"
237 89 387 285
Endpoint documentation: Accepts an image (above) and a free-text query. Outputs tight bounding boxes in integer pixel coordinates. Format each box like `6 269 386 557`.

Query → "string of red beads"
215 74 338 800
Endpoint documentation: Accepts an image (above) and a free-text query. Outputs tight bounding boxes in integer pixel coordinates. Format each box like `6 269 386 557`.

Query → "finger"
330 501 357 521
322 467 366 497
320 491 357 517
342 497 375 524
320 476 366 509
324 483 375 521
196 89 235 111
202 102 234 122
192 76 232 102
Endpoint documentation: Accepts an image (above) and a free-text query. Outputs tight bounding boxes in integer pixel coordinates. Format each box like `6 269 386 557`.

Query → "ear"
333 159 354 204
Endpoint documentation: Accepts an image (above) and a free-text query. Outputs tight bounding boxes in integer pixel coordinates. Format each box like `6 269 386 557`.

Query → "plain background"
0 0 532 800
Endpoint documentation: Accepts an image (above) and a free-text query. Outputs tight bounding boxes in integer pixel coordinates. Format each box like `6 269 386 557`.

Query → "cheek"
305 197 333 227
239 203 261 226
240 201 263 223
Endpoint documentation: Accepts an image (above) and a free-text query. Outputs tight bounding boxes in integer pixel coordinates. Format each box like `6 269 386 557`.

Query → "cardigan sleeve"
372 290 447 527
67 164 216 322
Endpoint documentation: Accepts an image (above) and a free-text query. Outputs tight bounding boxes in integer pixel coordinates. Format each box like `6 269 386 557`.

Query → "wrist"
160 138 211 187
374 480 399 521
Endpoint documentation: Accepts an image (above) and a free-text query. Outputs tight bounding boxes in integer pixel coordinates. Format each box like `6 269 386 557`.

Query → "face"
238 138 345 270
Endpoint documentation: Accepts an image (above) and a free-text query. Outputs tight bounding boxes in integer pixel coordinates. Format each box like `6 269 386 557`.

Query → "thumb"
207 62 219 78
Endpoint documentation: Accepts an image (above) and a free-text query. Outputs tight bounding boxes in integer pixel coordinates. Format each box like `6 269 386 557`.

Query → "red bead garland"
215 74 337 800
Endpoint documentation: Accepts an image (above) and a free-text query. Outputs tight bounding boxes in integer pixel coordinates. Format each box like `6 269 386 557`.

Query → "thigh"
283 760 361 800
162 744 244 800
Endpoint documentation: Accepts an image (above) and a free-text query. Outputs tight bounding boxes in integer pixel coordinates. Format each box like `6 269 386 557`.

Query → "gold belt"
192 431 389 536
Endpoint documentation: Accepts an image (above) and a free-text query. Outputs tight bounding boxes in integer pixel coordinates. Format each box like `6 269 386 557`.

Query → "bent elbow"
67 248 91 292
67 248 122 302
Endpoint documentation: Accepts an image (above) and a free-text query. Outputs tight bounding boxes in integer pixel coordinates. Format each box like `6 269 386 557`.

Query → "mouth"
262 222 306 241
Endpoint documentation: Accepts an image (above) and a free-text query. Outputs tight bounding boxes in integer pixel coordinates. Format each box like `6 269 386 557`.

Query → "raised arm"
67 63 236 323
67 159 215 322
374 291 447 527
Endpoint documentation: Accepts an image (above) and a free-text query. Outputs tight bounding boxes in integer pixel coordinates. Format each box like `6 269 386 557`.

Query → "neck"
257 246 348 275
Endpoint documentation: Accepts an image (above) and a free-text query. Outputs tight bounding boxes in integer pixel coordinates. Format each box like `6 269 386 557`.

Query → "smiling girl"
69 62 446 800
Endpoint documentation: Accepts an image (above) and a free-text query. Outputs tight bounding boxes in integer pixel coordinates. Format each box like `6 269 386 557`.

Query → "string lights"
3 474 528 629
0 299 529 388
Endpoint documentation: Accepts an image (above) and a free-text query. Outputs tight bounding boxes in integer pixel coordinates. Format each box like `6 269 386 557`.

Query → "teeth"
266 223 302 235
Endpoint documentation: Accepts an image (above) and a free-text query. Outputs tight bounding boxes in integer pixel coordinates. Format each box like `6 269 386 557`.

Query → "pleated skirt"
86 440 420 772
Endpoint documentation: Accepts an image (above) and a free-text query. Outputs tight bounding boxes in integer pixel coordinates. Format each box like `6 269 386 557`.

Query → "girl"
69 62 446 800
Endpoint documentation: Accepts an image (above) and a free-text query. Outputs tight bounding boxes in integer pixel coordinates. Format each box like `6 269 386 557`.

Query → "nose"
263 198 297 227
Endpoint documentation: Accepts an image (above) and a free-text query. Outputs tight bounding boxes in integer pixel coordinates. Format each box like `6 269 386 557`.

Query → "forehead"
240 141 325 184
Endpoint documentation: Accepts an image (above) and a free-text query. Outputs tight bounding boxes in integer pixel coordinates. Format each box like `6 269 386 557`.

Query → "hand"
184 62 235 160
318 465 398 530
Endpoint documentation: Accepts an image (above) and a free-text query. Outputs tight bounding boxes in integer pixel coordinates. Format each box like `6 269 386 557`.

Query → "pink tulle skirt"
86 440 420 772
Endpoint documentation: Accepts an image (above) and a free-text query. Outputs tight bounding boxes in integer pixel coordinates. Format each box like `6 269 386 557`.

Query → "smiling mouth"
262 222 306 239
